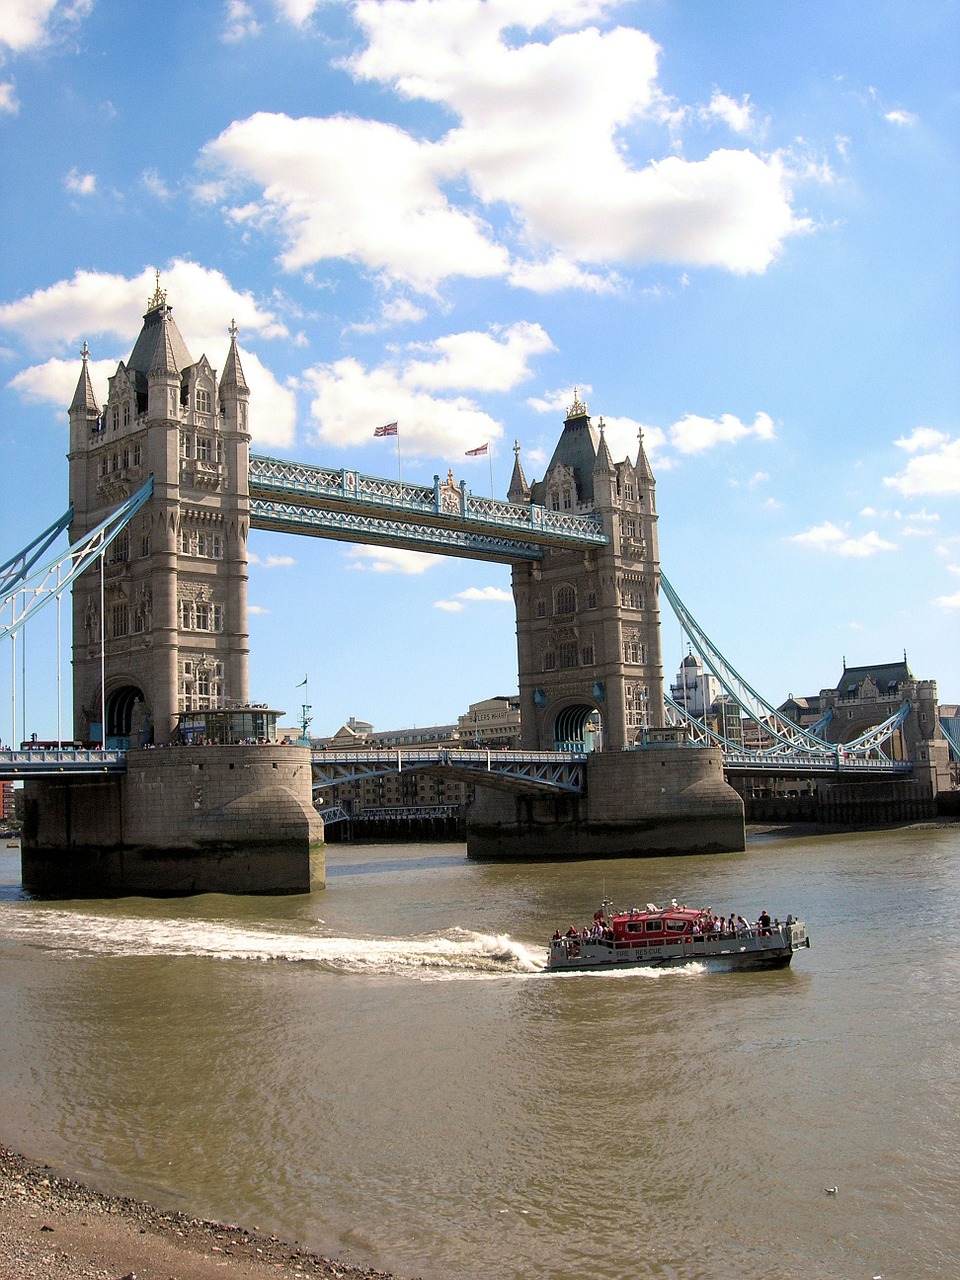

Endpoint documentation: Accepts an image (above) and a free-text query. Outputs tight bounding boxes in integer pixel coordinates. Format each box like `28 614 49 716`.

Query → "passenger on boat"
737 915 750 934
758 910 772 937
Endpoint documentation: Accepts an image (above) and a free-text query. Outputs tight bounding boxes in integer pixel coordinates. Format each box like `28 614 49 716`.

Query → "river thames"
1 825 958 1280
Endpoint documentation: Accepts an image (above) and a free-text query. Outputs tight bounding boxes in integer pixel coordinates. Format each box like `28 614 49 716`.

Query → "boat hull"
546 929 809 974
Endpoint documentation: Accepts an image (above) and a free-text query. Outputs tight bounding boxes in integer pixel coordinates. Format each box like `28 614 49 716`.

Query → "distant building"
779 694 824 729
457 696 521 748
669 653 719 720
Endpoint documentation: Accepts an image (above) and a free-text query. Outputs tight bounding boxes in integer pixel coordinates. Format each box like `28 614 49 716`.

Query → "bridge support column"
20 745 324 898
465 746 744 861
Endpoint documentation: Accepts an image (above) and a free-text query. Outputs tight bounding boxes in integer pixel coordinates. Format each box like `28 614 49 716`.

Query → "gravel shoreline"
0 1143 417 1280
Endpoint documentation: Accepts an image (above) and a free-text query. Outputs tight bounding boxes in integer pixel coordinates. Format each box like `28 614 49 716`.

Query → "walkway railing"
249 454 608 557
311 747 586 793
0 747 127 777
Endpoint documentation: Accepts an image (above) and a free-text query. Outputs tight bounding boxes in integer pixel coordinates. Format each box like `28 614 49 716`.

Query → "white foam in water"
1 908 547 980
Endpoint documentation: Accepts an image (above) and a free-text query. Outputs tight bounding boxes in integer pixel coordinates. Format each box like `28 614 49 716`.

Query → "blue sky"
1 0 957 742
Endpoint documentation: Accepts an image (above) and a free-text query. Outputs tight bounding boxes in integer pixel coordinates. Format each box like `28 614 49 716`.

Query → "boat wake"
0 908 546 979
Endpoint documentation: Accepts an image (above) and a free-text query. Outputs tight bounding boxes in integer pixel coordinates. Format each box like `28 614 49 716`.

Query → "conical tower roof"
127 275 193 393
507 440 530 503
220 320 249 394
69 341 100 413
634 425 655 484
593 417 615 475
529 388 601 506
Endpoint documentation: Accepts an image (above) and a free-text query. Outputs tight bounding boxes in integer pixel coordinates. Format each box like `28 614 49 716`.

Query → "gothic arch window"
554 584 576 615
536 598 546 618
196 387 212 415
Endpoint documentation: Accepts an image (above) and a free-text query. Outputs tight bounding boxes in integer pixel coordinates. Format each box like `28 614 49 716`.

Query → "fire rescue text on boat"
547 901 810 972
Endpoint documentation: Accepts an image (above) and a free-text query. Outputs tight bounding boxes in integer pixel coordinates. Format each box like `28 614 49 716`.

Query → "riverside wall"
465 746 744 861
20 745 324 898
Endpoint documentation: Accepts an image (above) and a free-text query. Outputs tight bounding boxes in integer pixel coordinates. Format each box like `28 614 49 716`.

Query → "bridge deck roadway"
248 455 608 563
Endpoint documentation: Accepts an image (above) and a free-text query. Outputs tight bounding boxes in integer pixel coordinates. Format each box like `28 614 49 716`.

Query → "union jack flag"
374 422 398 437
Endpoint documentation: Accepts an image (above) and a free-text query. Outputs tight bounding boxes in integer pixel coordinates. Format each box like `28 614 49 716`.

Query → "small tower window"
196 388 212 415
555 585 576 615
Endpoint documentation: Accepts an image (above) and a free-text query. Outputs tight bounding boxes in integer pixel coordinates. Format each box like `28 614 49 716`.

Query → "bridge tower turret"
68 279 250 745
512 393 664 751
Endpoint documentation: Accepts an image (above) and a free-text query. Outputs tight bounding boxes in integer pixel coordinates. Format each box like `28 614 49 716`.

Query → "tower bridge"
2 287 953 895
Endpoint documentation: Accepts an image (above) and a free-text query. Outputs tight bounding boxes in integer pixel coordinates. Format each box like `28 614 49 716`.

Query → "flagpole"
397 431 402 485
489 443 494 499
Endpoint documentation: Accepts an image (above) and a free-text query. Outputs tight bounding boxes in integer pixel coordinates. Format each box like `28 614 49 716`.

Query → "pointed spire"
220 318 249 394
593 417 615 475
70 340 100 413
634 424 654 483
149 306 181 378
507 440 530 503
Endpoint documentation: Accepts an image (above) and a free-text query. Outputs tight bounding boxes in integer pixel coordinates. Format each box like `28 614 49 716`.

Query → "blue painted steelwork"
251 499 551 562
248 453 607 559
940 717 960 760
660 571 917 770
0 747 127 778
1 478 154 642
0 507 73 595
664 693 912 773
311 747 585 793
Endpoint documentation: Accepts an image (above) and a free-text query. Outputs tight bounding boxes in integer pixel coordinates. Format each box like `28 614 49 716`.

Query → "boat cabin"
611 908 699 944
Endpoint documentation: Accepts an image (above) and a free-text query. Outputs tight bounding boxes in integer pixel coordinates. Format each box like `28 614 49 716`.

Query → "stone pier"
20 745 324 898
466 745 744 861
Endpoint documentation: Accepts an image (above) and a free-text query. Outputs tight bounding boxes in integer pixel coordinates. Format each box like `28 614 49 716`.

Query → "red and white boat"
547 900 810 972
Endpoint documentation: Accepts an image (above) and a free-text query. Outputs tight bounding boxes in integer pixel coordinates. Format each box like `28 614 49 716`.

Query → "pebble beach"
0 1144 412 1280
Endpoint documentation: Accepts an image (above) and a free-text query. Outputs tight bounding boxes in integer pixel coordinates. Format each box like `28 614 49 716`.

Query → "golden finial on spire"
567 386 588 418
148 269 167 311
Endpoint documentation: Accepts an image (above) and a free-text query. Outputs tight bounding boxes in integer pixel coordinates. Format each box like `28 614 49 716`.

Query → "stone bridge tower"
510 393 664 751
68 280 251 745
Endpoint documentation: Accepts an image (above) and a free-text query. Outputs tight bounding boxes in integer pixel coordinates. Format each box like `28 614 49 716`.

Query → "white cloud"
669 411 775 454
508 255 619 294
305 355 503 456
700 90 760 136
0 0 92 55
141 168 173 200
303 321 551 455
0 260 289 353
456 586 512 602
64 167 95 196
346 545 444 574
884 109 918 126
248 604 270 615
201 3 808 293
275 0 322 25
435 583 512 611
402 322 554 392
0 81 19 114
894 427 949 453
935 590 960 609
788 521 897 558
248 552 296 568
222 0 261 42
884 432 960 496
203 112 510 294
0 261 298 447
